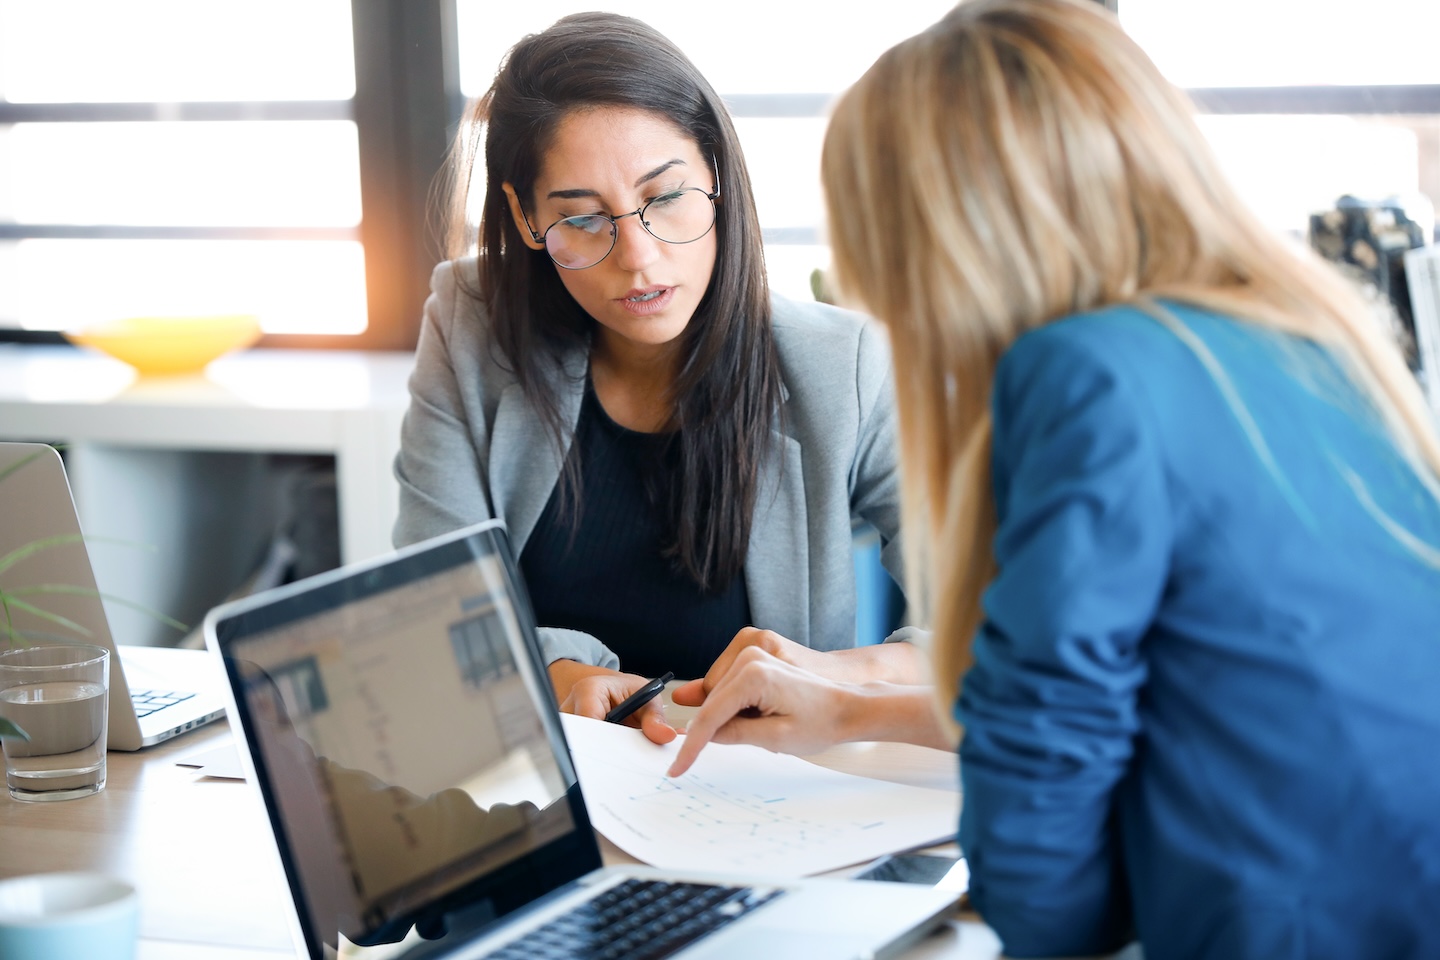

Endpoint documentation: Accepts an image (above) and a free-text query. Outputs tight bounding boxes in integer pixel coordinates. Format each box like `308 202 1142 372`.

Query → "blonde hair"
821 0 1440 713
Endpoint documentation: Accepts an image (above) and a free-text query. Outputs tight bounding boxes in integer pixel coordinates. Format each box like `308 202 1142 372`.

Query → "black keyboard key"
483 880 784 960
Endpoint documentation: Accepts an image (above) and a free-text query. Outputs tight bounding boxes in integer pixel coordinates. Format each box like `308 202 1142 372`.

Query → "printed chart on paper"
560 714 958 876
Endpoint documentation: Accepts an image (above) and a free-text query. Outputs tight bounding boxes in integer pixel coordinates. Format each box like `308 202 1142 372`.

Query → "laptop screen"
207 522 601 958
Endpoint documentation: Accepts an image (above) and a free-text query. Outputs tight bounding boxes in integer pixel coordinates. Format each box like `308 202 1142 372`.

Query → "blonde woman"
676 0 1440 956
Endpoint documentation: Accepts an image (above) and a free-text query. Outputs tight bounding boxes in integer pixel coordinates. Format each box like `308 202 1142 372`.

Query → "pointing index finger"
666 663 769 777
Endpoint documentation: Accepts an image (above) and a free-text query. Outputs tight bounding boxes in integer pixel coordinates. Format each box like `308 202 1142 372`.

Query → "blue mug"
0 872 138 960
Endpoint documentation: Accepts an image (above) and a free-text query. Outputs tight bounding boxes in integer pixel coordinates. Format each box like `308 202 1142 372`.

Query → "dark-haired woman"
392 12 930 743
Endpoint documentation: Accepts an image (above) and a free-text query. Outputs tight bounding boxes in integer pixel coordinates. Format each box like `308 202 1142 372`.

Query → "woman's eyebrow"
634 159 686 187
545 159 688 201
547 187 600 200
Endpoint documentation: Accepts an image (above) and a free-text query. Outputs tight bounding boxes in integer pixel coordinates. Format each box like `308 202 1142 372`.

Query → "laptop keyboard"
482 878 784 960
130 688 196 718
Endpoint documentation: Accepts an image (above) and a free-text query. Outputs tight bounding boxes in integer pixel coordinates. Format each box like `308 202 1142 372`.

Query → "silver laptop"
203 519 961 960
0 442 226 750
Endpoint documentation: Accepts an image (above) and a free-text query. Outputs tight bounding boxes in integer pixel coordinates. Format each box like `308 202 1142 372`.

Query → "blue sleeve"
958 329 1171 957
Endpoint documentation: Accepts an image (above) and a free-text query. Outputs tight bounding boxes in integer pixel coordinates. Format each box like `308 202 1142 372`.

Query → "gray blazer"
393 257 909 670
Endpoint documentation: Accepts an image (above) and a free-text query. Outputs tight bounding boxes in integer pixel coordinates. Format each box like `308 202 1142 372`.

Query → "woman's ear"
502 183 547 252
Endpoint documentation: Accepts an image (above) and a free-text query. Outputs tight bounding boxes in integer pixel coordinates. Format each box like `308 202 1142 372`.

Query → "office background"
2 0 1436 345
0 0 1436 645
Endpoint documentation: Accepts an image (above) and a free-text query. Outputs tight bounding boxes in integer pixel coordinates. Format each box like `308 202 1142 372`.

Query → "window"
6 3 1430 346
0 0 459 347
1120 0 1440 241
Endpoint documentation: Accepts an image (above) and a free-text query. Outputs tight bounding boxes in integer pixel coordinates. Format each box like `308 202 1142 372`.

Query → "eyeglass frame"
516 159 723 271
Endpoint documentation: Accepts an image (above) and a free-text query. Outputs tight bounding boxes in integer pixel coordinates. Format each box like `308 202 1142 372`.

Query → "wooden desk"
0 724 1004 960
0 725 291 959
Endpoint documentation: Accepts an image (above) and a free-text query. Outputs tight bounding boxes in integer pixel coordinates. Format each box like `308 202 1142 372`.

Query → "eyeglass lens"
543 188 716 270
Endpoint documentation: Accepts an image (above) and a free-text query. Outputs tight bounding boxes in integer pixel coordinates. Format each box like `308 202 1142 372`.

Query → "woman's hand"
686 627 832 688
672 626 928 711
667 647 860 777
667 645 958 777
547 660 678 745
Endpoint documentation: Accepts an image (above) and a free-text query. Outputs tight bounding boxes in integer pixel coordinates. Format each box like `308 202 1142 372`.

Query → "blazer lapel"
489 350 587 553
745 400 810 645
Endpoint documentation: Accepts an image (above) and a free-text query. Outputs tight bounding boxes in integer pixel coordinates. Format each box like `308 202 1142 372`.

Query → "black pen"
604 671 674 724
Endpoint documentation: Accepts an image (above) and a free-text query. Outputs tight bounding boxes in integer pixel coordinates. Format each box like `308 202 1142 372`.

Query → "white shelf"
0 344 415 644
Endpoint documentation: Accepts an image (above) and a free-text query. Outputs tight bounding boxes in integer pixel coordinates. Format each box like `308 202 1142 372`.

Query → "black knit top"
518 383 751 680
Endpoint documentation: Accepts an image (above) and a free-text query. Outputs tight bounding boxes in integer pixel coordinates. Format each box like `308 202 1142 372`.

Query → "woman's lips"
617 286 675 316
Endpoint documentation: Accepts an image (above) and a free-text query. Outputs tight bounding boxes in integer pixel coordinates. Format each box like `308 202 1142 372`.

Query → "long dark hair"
443 12 782 593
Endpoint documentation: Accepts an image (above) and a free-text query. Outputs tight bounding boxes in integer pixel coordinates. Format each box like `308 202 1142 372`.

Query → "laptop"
203 519 961 960
0 442 226 750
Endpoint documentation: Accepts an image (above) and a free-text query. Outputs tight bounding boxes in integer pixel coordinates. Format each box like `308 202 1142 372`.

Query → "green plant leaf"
2 445 184 647
1 594 13 648
6 585 188 633
0 533 86 578
0 717 29 741
0 534 156 581
0 449 49 487
810 267 835 305
95 595 190 633
0 595 93 638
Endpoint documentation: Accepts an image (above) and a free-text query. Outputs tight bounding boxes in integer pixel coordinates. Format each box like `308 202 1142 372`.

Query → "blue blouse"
957 302 1440 959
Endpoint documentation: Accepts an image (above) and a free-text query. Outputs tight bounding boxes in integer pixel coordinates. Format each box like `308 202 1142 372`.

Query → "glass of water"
0 644 109 802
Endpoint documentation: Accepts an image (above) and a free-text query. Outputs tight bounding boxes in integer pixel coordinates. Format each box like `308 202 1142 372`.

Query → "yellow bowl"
64 315 262 376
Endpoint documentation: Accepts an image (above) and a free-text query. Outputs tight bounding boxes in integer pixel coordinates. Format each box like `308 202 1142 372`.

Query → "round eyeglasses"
521 182 720 271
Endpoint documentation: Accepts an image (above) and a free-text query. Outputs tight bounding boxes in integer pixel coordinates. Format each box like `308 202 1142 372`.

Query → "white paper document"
175 742 246 780
559 713 959 877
